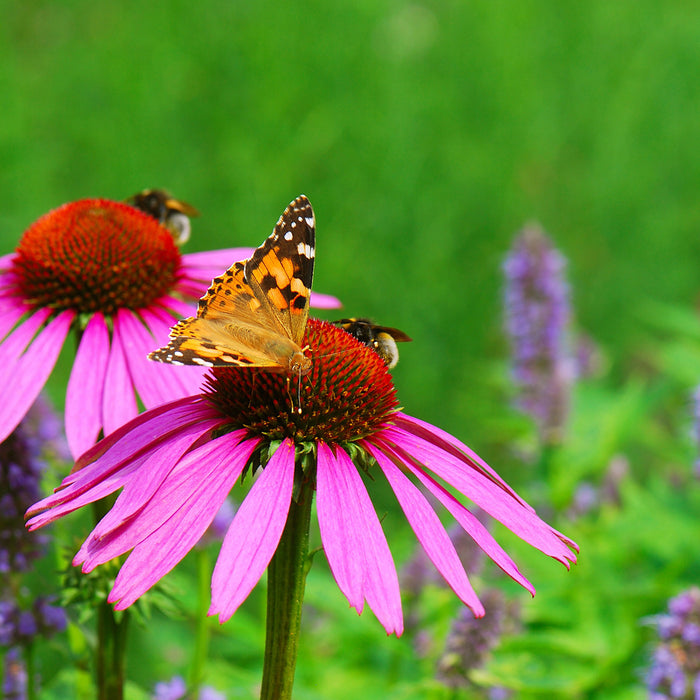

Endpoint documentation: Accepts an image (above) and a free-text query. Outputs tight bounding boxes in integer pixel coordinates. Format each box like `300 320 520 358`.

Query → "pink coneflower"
26 318 577 637
0 198 339 458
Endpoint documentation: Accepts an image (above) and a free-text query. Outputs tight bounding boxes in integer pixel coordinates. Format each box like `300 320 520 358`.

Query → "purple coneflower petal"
392 412 530 509
316 442 365 611
80 431 251 573
180 248 252 274
0 308 74 445
158 294 200 320
0 252 15 268
139 307 206 394
317 443 403 635
309 291 342 309
0 299 28 341
102 323 139 436
109 434 260 609
65 312 110 459
210 438 295 622
26 397 216 527
380 425 577 565
115 309 204 407
371 438 535 594
76 421 234 565
368 443 485 616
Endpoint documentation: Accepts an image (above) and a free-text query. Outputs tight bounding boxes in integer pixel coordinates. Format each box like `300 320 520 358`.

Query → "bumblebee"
333 317 411 369
126 189 200 245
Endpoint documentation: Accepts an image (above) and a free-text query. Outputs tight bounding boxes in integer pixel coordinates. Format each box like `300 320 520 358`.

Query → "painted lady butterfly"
149 195 315 378
333 318 411 369
127 188 200 245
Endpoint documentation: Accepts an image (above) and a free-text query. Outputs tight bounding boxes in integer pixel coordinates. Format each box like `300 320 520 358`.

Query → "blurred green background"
3 1 700 698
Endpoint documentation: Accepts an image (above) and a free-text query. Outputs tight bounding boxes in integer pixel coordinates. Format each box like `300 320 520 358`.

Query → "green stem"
259 478 314 700
188 548 212 692
92 499 128 700
96 605 129 700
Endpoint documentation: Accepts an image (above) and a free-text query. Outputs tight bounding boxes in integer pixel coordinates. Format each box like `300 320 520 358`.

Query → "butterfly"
126 188 200 245
149 195 315 379
333 318 411 369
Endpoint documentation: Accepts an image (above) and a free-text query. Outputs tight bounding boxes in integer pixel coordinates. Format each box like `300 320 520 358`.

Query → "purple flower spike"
645 587 700 698
503 223 573 444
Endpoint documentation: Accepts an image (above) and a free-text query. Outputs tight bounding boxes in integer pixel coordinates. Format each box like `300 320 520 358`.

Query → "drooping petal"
76 420 236 565
366 442 484 616
82 430 253 572
0 309 74 445
102 321 138 436
210 438 296 622
391 412 530 509
26 397 218 527
380 424 577 565
108 434 260 609
316 441 365 611
65 312 110 459
368 437 535 595
317 443 403 635
0 252 16 269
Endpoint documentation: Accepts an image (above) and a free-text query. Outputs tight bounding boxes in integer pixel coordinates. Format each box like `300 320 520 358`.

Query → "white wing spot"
284 231 293 240
305 216 315 228
297 242 314 258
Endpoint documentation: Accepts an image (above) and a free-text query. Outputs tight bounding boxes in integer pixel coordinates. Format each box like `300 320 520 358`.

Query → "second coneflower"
26 196 577 699
0 197 339 458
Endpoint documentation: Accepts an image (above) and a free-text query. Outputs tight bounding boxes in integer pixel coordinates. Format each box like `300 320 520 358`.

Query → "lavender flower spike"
503 223 573 445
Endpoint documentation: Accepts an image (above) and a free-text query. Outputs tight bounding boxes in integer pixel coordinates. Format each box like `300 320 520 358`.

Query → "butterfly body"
149 195 315 376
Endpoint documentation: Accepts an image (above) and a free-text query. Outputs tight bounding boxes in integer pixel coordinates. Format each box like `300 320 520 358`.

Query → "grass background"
2 1 700 697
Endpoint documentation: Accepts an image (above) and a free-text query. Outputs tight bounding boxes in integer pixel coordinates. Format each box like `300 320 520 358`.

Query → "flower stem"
96 605 129 700
92 500 129 700
260 478 314 700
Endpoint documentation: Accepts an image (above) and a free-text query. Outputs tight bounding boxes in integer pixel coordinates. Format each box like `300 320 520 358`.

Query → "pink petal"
316 442 365 611
0 252 16 269
109 434 260 609
180 248 252 273
380 425 577 566
157 295 199 319
391 412 530 509
368 438 534 595
115 309 204 407
65 313 110 459
134 308 206 399
367 442 484 616
309 291 342 309
0 299 28 341
82 430 253 571
26 397 217 525
0 309 74 445
210 438 296 622
102 322 138 436
317 443 403 635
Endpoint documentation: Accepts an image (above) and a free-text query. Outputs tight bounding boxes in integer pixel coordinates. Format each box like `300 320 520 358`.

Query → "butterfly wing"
244 195 315 346
148 316 287 368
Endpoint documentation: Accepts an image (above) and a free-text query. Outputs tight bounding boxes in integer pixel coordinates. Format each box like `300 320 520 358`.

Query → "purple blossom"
2 647 27 700
437 588 521 693
503 223 574 445
646 587 700 699
152 676 225 700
